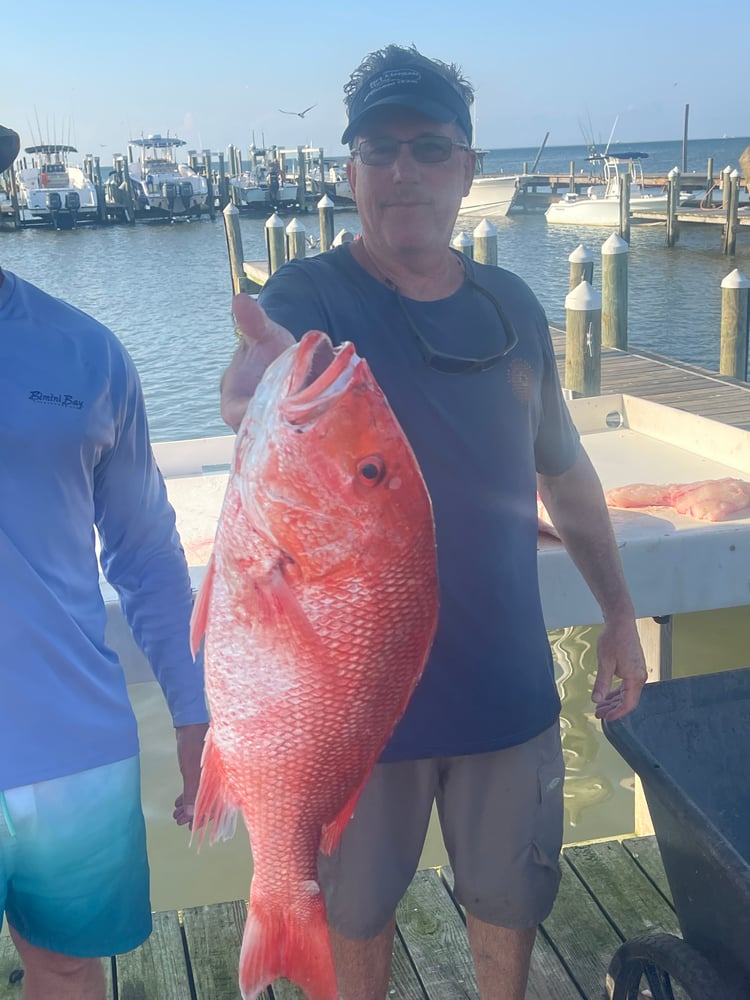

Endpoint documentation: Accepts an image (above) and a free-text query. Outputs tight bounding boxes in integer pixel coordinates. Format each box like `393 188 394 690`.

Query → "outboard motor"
162 181 178 215
46 191 62 211
180 180 193 213
65 191 80 211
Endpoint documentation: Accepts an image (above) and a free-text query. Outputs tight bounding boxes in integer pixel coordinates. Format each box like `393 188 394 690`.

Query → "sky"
3 1 746 163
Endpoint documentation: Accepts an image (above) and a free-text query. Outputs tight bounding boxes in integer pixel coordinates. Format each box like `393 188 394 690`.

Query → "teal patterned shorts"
0 756 151 957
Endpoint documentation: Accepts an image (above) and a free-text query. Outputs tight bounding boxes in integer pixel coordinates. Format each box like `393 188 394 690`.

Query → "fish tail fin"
189 730 238 849
239 891 337 1000
189 553 216 657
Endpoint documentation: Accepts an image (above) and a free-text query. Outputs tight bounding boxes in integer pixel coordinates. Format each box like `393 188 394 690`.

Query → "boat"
14 144 98 229
458 151 519 217
545 152 670 226
228 145 299 212
125 135 209 219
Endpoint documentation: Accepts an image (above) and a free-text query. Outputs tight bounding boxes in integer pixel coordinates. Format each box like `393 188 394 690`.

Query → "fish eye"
357 456 386 486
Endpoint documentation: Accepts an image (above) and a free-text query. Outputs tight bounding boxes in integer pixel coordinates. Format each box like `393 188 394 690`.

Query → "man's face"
346 107 475 256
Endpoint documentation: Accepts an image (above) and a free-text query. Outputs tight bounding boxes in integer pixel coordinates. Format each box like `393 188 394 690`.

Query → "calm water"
4 135 750 910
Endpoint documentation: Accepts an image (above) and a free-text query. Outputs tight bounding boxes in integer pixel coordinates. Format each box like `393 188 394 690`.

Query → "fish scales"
190 328 438 1000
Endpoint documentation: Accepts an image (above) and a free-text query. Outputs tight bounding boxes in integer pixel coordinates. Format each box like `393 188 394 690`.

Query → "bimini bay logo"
29 389 84 410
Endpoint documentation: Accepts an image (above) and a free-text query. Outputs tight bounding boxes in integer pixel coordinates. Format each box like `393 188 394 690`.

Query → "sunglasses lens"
411 137 453 163
359 139 398 165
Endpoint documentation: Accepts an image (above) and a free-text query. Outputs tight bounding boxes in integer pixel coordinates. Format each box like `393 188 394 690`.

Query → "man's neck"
351 238 464 301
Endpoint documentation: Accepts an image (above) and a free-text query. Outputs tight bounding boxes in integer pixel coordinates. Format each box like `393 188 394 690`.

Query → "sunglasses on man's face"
351 135 471 167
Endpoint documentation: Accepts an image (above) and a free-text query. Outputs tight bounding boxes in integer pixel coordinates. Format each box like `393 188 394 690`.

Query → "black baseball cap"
342 65 472 146
0 126 20 174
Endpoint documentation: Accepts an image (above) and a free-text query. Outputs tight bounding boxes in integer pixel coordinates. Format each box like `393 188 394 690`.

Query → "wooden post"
564 280 602 396
203 151 216 221
706 156 714 192
223 203 250 294
318 147 325 198
568 244 594 291
93 155 107 224
217 152 229 211
318 194 335 252
296 146 308 213
721 165 732 210
452 231 473 259
473 219 498 266
568 160 576 193
601 233 628 350
722 170 740 256
119 156 137 224
285 217 306 261
719 268 750 379
8 165 21 229
265 213 286 273
332 229 354 246
666 167 681 247
618 171 631 243
226 144 236 177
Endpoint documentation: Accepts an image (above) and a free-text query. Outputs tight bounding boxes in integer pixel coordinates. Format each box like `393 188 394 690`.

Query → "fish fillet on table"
605 478 750 522
190 328 439 1000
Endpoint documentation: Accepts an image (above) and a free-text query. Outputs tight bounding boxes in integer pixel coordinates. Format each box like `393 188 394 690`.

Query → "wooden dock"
0 836 679 1000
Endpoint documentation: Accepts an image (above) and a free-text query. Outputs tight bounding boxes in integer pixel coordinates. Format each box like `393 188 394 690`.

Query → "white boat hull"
459 174 518 217
545 191 670 226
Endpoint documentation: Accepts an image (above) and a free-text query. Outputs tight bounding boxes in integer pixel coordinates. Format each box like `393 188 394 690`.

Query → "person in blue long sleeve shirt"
0 125 208 1000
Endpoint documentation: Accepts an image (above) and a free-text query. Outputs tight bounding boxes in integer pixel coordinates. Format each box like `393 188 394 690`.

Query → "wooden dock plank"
181 900 257 1000
114 909 192 1000
622 836 674 904
564 841 680 940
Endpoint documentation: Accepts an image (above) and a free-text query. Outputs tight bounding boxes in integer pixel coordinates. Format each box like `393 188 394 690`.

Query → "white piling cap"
601 232 629 255
333 229 354 246
223 202 239 217
473 219 498 237
565 279 602 311
286 217 306 233
452 232 473 248
722 164 732 175
668 166 681 178
317 194 335 208
265 212 284 229
721 268 750 289
568 243 594 263
730 168 740 179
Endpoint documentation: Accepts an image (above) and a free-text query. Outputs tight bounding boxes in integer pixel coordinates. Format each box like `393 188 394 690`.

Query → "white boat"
14 144 98 229
228 145 299 212
545 152 670 226
458 150 519 217
126 135 209 219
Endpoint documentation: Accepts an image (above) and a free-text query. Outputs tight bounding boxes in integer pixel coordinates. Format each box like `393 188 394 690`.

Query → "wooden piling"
202 151 216 220
564 280 602 396
618 171 631 244
119 156 137 224
721 165 732 210
217 152 229 211
286 218 307 260
318 195 335 252
265 213 286 274
666 167 681 247
296 146 308 213
568 244 594 291
719 268 750 379
472 219 498 266
568 160 576 194
333 229 354 246
601 233 628 350
452 231 474 259
706 156 714 191
8 166 21 228
223 204 249 294
93 155 107 224
722 170 740 256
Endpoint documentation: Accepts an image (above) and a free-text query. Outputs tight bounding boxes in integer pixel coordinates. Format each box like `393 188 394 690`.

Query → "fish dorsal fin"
189 554 216 657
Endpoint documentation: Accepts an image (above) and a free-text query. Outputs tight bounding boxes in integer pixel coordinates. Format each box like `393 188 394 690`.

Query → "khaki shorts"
318 723 564 939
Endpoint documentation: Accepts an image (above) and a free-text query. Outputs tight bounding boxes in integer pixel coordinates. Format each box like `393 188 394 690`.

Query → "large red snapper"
190 329 438 1000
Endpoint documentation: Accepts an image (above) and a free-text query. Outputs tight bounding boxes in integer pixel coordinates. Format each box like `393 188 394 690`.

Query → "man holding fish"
0 125 208 1000
217 44 647 1000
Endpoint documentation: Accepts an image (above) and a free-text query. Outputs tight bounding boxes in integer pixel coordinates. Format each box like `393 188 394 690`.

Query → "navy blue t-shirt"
259 244 580 761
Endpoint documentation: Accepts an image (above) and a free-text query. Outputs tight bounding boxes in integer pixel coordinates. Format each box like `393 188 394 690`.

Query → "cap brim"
342 95 457 145
0 126 20 174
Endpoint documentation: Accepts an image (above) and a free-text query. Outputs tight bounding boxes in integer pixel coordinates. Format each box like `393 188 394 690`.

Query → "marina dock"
0 835 675 1000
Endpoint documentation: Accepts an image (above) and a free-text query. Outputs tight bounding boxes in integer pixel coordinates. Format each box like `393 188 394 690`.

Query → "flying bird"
278 104 317 118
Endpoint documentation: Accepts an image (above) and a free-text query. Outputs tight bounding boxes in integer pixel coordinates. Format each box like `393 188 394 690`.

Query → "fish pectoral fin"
190 729 238 849
190 554 216 657
248 559 326 658
320 773 371 856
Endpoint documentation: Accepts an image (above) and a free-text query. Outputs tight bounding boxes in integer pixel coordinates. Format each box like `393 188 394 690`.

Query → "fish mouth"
281 331 361 426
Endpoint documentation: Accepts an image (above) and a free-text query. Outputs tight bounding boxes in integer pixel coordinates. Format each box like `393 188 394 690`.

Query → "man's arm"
538 445 647 720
